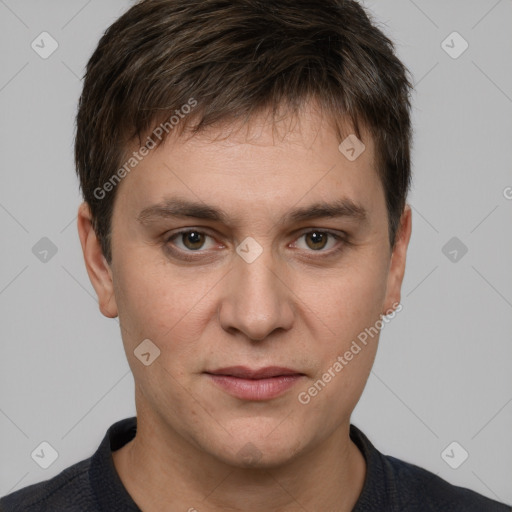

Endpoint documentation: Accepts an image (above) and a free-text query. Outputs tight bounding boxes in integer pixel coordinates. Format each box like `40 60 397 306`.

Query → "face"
79 106 411 468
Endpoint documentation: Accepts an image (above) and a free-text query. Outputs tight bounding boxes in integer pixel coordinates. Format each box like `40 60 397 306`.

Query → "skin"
78 104 412 512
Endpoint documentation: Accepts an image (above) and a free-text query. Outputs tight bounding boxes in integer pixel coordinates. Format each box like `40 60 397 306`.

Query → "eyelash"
163 228 347 261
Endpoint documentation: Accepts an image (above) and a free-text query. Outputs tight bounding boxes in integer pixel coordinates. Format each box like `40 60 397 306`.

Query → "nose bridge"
218 243 294 340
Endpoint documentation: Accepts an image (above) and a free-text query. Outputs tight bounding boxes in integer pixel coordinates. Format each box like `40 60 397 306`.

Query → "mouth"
204 366 305 401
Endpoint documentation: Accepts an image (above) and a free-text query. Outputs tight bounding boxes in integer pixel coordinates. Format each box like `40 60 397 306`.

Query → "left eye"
293 231 340 251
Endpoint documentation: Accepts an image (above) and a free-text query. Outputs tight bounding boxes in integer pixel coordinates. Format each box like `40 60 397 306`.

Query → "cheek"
295 267 387 429
112 253 221 349
302 257 389 341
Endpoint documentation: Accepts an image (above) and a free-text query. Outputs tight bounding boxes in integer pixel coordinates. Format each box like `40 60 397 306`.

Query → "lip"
206 366 302 379
204 366 305 401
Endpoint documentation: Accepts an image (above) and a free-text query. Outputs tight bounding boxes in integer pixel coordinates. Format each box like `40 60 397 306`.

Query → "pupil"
308 232 326 250
184 231 203 249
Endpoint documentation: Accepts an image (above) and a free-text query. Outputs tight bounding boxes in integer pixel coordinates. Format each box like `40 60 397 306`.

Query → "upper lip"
205 366 304 379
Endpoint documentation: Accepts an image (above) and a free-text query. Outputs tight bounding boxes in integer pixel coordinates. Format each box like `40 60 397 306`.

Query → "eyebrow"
137 197 368 226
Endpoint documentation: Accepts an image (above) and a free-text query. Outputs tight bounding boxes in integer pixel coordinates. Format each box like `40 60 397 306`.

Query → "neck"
113 409 366 511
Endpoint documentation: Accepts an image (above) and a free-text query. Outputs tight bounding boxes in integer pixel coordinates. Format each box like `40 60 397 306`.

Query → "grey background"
1 0 511 505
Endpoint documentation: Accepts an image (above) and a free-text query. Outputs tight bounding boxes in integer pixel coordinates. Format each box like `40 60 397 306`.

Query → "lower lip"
206 374 304 401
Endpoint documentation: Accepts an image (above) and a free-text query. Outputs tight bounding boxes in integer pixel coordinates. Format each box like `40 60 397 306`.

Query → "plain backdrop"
1 0 511 505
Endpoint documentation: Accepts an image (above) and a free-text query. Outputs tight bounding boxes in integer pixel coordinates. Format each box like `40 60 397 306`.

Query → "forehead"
114 108 383 224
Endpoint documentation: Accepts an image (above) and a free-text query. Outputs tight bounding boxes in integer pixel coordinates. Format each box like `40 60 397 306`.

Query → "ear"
382 204 412 314
77 202 118 318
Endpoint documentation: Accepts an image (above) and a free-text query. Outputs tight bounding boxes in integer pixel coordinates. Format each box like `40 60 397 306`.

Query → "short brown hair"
75 0 413 262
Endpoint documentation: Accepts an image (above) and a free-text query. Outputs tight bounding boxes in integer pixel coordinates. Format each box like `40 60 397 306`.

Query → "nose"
217 249 295 341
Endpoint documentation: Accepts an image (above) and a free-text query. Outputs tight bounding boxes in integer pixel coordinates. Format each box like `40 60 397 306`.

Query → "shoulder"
383 453 510 511
350 425 511 511
0 417 138 512
0 458 97 512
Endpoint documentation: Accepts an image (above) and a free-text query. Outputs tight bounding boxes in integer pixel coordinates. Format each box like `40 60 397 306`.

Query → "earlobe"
77 202 118 318
382 204 412 314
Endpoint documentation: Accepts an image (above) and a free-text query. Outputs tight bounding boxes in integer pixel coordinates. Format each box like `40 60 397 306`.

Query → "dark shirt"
1 417 510 511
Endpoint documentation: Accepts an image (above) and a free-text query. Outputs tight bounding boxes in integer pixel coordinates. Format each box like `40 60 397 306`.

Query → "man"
1 0 510 510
